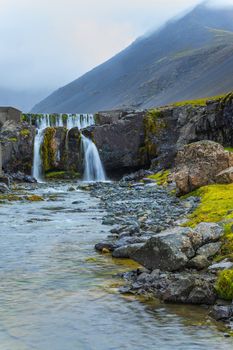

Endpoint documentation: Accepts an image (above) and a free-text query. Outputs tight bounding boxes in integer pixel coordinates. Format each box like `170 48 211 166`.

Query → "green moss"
140 109 166 163
20 129 30 137
41 127 56 173
26 195 44 202
147 170 170 186
224 147 233 153
7 137 17 142
184 184 233 228
45 171 81 180
184 183 233 262
0 194 22 201
215 269 233 300
171 94 227 107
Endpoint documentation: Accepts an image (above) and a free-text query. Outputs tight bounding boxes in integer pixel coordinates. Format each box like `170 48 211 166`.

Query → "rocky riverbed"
82 180 233 331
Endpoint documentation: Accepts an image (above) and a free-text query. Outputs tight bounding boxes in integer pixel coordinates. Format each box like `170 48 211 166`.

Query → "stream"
0 183 233 350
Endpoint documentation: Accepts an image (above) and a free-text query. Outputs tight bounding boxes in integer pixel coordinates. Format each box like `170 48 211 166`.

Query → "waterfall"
32 115 51 182
81 135 106 182
32 113 95 182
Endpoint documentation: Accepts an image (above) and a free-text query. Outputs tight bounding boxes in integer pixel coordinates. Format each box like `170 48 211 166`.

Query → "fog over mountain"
32 2 233 113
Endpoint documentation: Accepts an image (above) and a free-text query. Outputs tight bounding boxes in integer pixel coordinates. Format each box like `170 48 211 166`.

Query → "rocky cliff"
2 93 233 179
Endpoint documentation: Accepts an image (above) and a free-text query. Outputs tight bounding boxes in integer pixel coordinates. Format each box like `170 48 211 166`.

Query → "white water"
32 114 95 182
81 134 106 182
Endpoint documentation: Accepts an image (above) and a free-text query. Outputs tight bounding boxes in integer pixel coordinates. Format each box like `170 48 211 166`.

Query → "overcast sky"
0 0 232 111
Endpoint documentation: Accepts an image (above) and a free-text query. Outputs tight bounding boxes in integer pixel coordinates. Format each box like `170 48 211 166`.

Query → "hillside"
32 3 233 113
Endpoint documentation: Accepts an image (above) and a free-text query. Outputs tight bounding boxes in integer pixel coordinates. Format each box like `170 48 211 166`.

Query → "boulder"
112 244 143 259
174 141 233 195
131 227 195 271
131 223 223 272
210 305 233 321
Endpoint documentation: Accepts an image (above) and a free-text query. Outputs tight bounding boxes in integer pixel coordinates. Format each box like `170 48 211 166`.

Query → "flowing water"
0 183 233 350
32 114 95 182
81 135 106 182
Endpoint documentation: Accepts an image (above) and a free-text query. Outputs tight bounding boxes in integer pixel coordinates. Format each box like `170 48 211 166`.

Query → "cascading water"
32 114 95 182
81 135 106 182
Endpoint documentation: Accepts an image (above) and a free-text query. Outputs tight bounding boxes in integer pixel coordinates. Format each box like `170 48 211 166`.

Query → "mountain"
32 3 233 113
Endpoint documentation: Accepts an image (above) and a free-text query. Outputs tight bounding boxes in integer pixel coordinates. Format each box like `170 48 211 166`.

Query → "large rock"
174 141 233 195
131 223 223 272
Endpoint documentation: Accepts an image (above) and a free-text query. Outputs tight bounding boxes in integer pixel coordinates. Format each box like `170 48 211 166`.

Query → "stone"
112 243 143 259
208 259 233 272
210 305 233 321
174 141 233 195
0 182 9 193
95 242 116 252
187 255 210 270
131 227 195 271
0 175 10 186
195 223 223 244
197 242 222 258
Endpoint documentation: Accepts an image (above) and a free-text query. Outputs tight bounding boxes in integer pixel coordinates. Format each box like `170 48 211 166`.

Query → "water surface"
0 183 232 350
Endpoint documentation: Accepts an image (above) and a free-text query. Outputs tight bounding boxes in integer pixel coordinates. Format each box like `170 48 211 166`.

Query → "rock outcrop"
173 141 233 195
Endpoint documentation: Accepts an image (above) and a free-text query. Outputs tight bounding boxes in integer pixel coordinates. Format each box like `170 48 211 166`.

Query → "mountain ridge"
32 4 233 113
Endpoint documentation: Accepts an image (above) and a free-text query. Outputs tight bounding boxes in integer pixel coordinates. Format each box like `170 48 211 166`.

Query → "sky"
0 0 233 111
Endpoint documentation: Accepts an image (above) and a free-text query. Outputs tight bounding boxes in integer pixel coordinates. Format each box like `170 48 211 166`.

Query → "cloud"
0 0 232 109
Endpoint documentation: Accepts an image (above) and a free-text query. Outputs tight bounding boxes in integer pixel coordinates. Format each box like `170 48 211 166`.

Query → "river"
0 183 232 350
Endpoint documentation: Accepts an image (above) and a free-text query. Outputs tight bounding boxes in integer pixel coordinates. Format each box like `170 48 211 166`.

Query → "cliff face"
2 93 233 178
32 4 233 113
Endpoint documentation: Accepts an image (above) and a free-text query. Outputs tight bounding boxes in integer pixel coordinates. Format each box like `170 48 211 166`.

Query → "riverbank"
83 180 233 333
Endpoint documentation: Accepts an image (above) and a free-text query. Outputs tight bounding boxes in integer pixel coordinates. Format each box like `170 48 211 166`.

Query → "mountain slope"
32 4 233 113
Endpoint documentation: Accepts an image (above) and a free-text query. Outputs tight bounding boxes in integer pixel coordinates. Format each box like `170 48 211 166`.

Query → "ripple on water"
0 183 232 350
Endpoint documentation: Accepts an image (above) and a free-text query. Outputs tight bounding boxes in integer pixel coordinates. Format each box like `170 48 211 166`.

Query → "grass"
147 170 170 186
215 269 233 301
170 94 227 107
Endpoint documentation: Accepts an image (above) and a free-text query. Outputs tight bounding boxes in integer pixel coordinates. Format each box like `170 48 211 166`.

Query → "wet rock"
95 242 116 252
210 305 233 321
112 244 143 259
0 182 9 193
0 175 10 186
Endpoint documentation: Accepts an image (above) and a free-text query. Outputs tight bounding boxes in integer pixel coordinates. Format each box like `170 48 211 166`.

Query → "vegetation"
45 171 81 180
224 147 233 153
171 94 226 107
140 109 166 163
26 195 44 202
184 184 233 263
147 170 170 186
20 129 30 137
215 269 233 301
41 127 56 173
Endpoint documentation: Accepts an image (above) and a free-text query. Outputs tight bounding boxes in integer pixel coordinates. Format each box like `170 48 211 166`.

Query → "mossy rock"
41 127 56 173
26 195 44 202
20 129 30 137
215 269 233 300
184 183 233 262
147 170 170 186
45 171 81 180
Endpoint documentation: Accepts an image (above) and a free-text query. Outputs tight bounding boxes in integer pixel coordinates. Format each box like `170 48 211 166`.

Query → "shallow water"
0 183 232 350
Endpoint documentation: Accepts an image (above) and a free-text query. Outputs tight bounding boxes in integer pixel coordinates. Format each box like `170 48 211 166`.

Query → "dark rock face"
84 111 147 175
0 120 35 174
